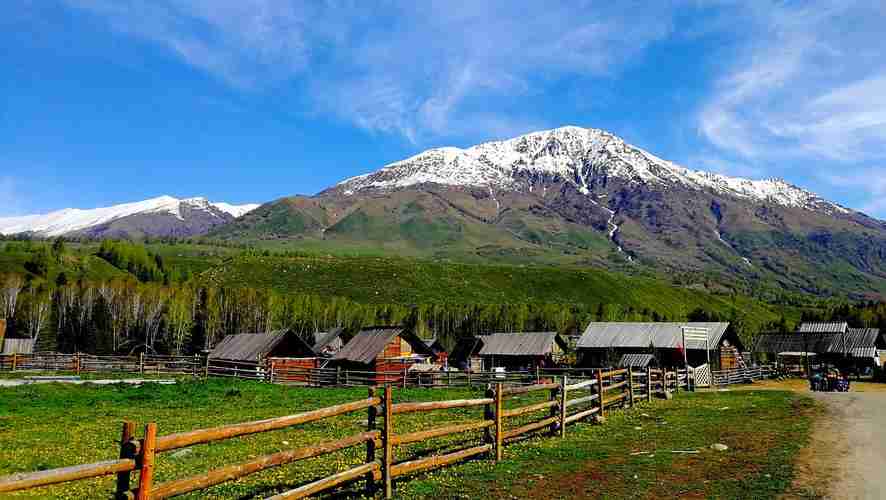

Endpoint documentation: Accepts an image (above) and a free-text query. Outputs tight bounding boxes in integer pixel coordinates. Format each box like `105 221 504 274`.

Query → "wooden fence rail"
1 353 703 394
0 353 201 377
0 369 693 499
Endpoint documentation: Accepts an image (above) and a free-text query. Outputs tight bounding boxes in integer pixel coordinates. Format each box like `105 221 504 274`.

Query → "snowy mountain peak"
0 196 260 237
337 126 847 214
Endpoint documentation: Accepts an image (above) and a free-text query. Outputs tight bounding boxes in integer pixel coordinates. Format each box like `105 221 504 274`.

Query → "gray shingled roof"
577 323 731 350
333 328 400 364
1 338 35 355
754 328 879 358
618 353 657 368
798 322 848 334
333 327 431 364
477 332 565 357
210 330 313 362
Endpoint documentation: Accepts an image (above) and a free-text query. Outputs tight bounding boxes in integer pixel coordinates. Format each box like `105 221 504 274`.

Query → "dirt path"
789 392 886 499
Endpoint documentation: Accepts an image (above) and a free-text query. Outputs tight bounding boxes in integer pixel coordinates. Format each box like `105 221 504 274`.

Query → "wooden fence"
0 367 691 499
0 353 699 393
0 353 202 377
710 365 774 386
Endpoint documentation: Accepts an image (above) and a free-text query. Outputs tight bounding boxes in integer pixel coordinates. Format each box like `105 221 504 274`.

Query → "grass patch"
1 381 812 499
399 390 815 499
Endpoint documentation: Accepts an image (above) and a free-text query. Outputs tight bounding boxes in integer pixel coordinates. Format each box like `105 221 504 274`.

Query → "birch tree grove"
0 271 700 355
2 274 24 329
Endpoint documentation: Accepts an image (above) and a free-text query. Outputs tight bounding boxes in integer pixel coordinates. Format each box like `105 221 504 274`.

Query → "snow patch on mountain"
338 126 848 215
0 196 259 237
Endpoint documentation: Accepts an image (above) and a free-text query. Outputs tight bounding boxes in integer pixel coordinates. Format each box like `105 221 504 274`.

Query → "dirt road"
791 391 886 499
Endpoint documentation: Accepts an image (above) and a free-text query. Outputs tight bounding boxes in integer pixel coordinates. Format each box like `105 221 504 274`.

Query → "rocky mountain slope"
0 196 259 239
214 126 886 298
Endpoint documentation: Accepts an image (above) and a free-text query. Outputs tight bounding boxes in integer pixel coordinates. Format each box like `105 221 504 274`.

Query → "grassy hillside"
201 254 794 337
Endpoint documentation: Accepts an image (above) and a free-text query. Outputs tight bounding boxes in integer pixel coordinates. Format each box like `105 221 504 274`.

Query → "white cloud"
64 0 677 142
696 1 886 216
698 1 886 160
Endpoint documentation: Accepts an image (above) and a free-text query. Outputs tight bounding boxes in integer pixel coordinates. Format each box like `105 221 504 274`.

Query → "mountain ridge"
0 195 259 238
332 126 858 219
215 126 886 298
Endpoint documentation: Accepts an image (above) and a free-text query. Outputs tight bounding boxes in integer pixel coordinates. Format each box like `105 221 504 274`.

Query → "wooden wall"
270 357 319 383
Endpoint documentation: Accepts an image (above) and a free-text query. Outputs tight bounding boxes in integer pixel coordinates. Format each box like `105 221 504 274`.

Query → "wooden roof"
333 327 431 364
798 322 849 334
578 323 731 350
477 332 566 357
618 354 657 368
754 328 879 358
210 330 314 362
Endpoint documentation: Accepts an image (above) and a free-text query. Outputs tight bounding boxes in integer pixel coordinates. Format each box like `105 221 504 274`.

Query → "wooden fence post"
647 367 653 402
628 367 635 407
402 368 407 389
135 423 157 500
203 355 210 379
494 383 503 462
336 367 342 386
115 421 136 499
596 369 605 417
382 385 393 500
365 387 378 496
11 353 17 372
467 370 472 388
675 369 680 394
535 365 540 384
139 353 145 375
548 383 559 435
559 375 568 438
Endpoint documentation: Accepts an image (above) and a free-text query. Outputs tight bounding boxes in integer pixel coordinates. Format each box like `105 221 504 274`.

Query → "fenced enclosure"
0 352 700 392
0 368 691 499
0 352 202 376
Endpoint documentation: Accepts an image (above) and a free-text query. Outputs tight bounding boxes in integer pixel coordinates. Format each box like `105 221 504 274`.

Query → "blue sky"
2 1 885 217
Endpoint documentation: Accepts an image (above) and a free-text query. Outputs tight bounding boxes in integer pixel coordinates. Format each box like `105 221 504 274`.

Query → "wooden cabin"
210 330 319 381
331 326 433 384
577 322 740 369
754 323 880 374
475 332 568 371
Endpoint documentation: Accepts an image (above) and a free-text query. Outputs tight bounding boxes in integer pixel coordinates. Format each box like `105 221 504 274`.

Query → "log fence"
710 365 774 386
0 353 202 377
1 353 699 394
0 368 693 499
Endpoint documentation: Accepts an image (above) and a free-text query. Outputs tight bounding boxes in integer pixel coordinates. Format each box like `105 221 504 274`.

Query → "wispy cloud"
64 0 678 143
695 0 886 216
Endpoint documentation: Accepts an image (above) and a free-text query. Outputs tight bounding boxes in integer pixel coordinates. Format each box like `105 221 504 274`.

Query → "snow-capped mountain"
0 196 259 238
210 125 886 297
337 126 847 215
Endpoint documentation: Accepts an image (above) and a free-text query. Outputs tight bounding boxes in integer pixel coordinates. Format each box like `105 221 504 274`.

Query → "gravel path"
794 392 886 499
